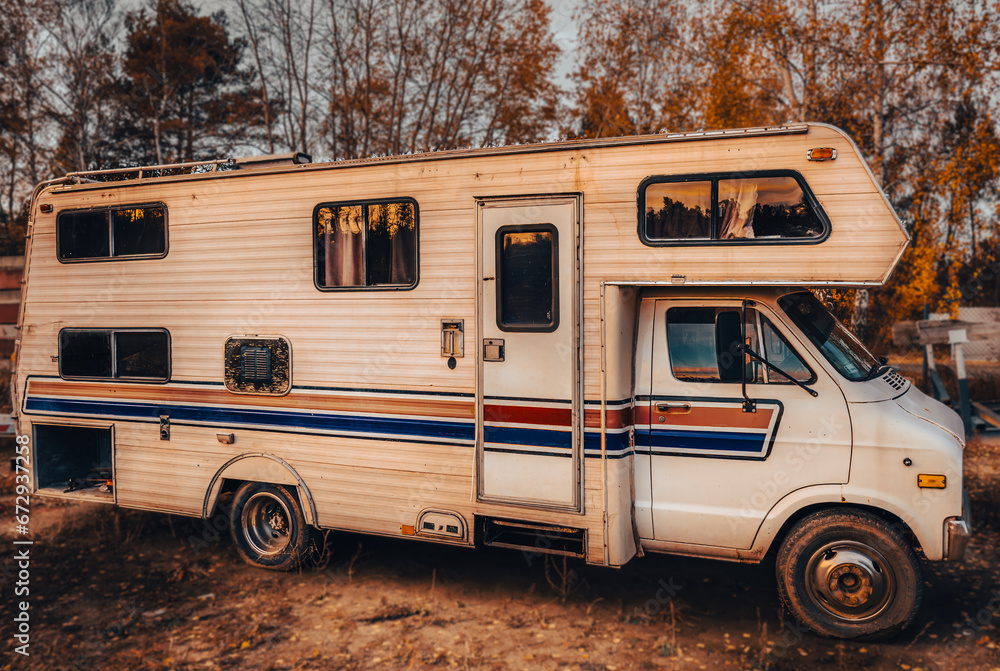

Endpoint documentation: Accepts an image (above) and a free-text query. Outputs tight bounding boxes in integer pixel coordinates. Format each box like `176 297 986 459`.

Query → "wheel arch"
753 486 925 560
767 503 921 558
203 453 318 526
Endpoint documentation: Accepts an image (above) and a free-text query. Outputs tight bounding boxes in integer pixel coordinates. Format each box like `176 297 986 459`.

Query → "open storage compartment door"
32 422 115 502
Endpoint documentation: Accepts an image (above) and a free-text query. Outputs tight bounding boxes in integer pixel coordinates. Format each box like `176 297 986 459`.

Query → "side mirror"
715 311 744 383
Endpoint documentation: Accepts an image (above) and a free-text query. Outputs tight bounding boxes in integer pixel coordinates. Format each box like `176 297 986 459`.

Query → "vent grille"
884 369 907 391
241 346 272 382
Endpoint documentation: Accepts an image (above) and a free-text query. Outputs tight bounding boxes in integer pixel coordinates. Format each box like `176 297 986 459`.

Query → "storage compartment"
33 423 114 501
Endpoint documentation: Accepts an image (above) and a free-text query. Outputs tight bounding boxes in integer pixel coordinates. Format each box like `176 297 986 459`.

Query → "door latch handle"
656 402 691 413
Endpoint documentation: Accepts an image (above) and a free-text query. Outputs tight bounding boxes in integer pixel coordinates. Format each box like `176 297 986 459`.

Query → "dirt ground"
2 437 1000 671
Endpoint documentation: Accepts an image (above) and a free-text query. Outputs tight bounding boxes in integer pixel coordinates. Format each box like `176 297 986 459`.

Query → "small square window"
115 331 170 379
59 330 113 378
112 206 166 256
58 211 111 259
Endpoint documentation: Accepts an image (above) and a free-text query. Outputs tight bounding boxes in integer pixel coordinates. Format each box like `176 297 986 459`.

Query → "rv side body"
14 124 968 638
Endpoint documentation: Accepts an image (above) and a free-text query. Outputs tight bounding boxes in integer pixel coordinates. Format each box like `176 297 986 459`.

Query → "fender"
750 484 942 560
202 453 318 526
837 483 945 560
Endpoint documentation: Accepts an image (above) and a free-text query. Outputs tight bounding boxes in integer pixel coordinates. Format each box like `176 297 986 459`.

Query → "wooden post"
949 329 972 437
921 304 929 394
925 341 949 403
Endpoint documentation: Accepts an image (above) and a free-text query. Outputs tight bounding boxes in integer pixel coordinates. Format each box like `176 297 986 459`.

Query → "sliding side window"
57 204 167 261
59 329 170 381
314 198 417 289
640 172 828 245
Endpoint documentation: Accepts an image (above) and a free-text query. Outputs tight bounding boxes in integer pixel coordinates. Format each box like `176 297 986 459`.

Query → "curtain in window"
319 205 364 286
718 180 759 239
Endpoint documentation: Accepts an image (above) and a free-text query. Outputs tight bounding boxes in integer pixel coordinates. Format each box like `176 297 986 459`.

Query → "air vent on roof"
233 152 311 170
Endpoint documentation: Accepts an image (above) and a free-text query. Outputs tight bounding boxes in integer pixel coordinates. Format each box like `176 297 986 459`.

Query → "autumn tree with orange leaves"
570 0 1000 350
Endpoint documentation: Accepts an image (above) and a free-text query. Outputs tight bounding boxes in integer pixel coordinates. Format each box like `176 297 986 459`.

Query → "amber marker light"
401 524 415 535
917 474 946 488
807 147 837 161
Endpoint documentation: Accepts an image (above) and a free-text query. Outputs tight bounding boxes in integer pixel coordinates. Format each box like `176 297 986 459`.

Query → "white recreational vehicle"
14 123 970 639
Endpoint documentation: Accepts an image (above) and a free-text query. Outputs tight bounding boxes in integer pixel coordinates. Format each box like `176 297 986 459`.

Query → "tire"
229 482 317 571
775 509 922 640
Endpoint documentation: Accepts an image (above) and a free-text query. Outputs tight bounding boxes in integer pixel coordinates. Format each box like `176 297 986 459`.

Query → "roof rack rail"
62 152 313 184
64 158 234 183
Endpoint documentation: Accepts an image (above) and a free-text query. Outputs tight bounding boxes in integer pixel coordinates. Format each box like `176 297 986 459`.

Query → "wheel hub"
242 492 293 556
805 541 894 622
827 564 873 606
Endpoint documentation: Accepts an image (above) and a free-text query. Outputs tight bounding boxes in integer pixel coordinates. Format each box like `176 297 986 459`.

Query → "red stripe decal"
584 407 632 429
484 404 572 426
636 403 773 430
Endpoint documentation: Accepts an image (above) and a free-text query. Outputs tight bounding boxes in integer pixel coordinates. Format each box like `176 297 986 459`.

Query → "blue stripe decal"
26 397 476 442
584 430 631 456
639 428 766 453
484 425 571 449
27 395 639 457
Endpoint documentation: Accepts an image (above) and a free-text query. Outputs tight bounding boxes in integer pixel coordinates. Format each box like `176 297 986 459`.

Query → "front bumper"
945 489 973 561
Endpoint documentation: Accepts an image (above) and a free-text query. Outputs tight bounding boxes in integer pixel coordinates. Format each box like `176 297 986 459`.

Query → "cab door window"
666 307 757 382
666 306 810 384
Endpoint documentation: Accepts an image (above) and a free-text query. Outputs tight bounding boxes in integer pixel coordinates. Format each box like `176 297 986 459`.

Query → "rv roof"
57 124 811 189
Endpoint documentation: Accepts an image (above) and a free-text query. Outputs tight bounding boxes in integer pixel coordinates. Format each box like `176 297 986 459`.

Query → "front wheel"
776 509 922 640
229 482 317 571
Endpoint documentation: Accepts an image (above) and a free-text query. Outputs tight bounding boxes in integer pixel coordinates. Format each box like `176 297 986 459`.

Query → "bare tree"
322 0 561 159
0 0 52 240
233 0 277 152
38 0 122 173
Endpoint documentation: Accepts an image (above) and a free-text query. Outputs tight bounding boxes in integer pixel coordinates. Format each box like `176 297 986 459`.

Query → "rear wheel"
229 482 316 570
776 509 922 640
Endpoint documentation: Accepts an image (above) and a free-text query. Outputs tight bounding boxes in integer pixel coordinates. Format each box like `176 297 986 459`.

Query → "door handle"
656 402 691 413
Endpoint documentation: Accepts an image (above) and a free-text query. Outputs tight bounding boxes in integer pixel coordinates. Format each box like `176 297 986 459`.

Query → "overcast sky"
544 0 581 85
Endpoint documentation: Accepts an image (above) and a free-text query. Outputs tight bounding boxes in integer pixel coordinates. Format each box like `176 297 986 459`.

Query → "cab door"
637 299 852 549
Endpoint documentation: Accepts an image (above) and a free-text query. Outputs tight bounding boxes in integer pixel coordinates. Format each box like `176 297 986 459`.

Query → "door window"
666 306 810 384
495 224 559 332
666 307 757 382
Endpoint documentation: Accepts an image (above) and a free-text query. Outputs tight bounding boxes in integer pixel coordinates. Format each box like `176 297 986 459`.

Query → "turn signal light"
917 474 946 488
807 147 837 161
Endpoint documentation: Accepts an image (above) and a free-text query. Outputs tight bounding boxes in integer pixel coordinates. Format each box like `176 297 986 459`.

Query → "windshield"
777 291 880 382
